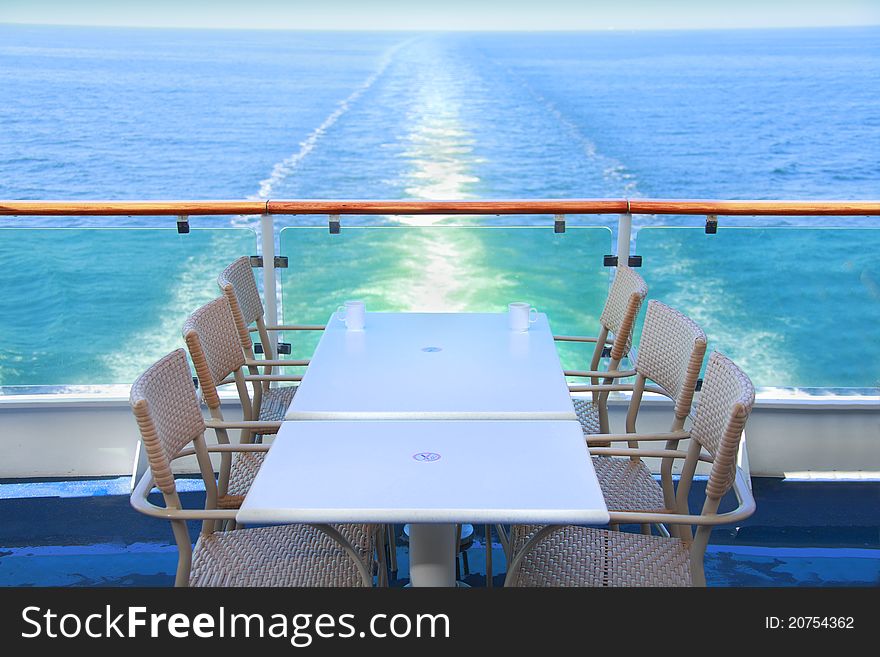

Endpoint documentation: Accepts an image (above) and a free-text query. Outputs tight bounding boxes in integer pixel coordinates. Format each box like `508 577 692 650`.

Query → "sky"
1 0 878 31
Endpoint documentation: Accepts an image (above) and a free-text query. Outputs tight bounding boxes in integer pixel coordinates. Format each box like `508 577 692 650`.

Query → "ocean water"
0 25 878 388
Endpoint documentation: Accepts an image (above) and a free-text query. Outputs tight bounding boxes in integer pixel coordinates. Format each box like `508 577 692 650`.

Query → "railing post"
260 213 279 354
616 212 632 264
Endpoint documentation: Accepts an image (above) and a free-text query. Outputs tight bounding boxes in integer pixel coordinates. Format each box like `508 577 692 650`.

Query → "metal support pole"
260 213 279 354
409 523 457 587
617 212 632 264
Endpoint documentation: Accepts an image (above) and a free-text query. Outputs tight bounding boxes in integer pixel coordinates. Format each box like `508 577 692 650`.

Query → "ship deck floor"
0 477 877 587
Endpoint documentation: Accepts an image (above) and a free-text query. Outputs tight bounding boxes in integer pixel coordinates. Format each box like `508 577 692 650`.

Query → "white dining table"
284 312 577 421
236 419 609 587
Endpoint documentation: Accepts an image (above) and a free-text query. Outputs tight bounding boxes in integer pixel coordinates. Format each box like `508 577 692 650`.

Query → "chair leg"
386 524 398 575
495 523 510 561
484 524 493 588
375 526 388 587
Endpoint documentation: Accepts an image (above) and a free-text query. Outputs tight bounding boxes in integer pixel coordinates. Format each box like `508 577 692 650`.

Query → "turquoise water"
0 25 878 388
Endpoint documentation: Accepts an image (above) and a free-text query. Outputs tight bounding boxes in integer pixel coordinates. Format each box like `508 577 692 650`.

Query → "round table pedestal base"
408 523 457 587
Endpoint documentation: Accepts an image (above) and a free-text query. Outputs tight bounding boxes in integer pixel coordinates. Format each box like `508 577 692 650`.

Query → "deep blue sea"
0 25 878 388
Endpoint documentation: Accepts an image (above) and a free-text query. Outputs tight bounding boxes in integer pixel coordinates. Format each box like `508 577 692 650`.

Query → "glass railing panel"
0 227 256 388
280 226 613 371
635 227 880 389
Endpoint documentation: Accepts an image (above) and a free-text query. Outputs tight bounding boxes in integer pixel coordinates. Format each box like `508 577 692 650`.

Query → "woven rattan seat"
512 526 691 587
258 385 297 423
219 452 266 507
508 523 541 556
572 398 601 435
592 456 664 512
190 523 374 587
220 383 293 505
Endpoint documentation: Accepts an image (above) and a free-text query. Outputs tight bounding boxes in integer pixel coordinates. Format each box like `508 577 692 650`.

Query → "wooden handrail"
1 198 879 217
627 199 880 216
0 200 268 216
266 199 629 215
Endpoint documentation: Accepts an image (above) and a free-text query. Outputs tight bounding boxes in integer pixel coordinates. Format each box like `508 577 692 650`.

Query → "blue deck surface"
0 476 877 587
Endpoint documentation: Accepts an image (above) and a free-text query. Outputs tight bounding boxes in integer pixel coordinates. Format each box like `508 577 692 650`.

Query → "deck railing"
3 198 880 215
1 198 879 391
3 199 877 480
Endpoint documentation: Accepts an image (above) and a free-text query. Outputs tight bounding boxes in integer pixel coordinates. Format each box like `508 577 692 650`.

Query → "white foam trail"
386 49 487 310
530 85 640 196
490 58 643 203
98 236 242 382
651 241 792 384
388 230 483 312
252 39 414 201
396 83 482 227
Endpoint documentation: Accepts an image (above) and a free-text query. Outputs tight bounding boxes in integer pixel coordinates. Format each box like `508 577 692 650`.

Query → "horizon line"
2 21 878 33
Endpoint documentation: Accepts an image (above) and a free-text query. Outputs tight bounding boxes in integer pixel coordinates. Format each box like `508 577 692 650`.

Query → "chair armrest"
553 335 614 344
569 383 637 393
252 325 326 332
564 368 637 379
608 469 756 527
130 472 239 521
242 374 303 382
584 430 690 444
589 445 713 466
588 446 691 460
245 358 310 367
204 419 282 432
175 444 272 460
568 383 670 398
217 374 303 385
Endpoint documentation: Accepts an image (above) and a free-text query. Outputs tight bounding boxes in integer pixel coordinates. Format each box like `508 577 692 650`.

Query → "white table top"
285 312 576 421
236 420 609 526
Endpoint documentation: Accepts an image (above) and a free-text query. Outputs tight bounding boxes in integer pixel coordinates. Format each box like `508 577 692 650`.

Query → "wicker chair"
182 296 301 509
129 349 376 587
217 256 321 416
505 351 756 587
505 301 706 559
586 300 707 518
219 258 407 578
560 266 649 436
493 267 647 562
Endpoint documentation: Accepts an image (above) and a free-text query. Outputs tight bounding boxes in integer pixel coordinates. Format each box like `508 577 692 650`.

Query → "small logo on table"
413 452 441 462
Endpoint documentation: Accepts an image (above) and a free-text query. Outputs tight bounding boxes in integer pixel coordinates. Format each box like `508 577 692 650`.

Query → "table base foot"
408 523 457 587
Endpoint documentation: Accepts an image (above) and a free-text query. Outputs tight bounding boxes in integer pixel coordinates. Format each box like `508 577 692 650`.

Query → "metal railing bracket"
705 214 718 234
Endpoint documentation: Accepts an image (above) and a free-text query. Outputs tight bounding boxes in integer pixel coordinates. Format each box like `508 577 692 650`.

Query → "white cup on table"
508 302 538 331
336 300 366 331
